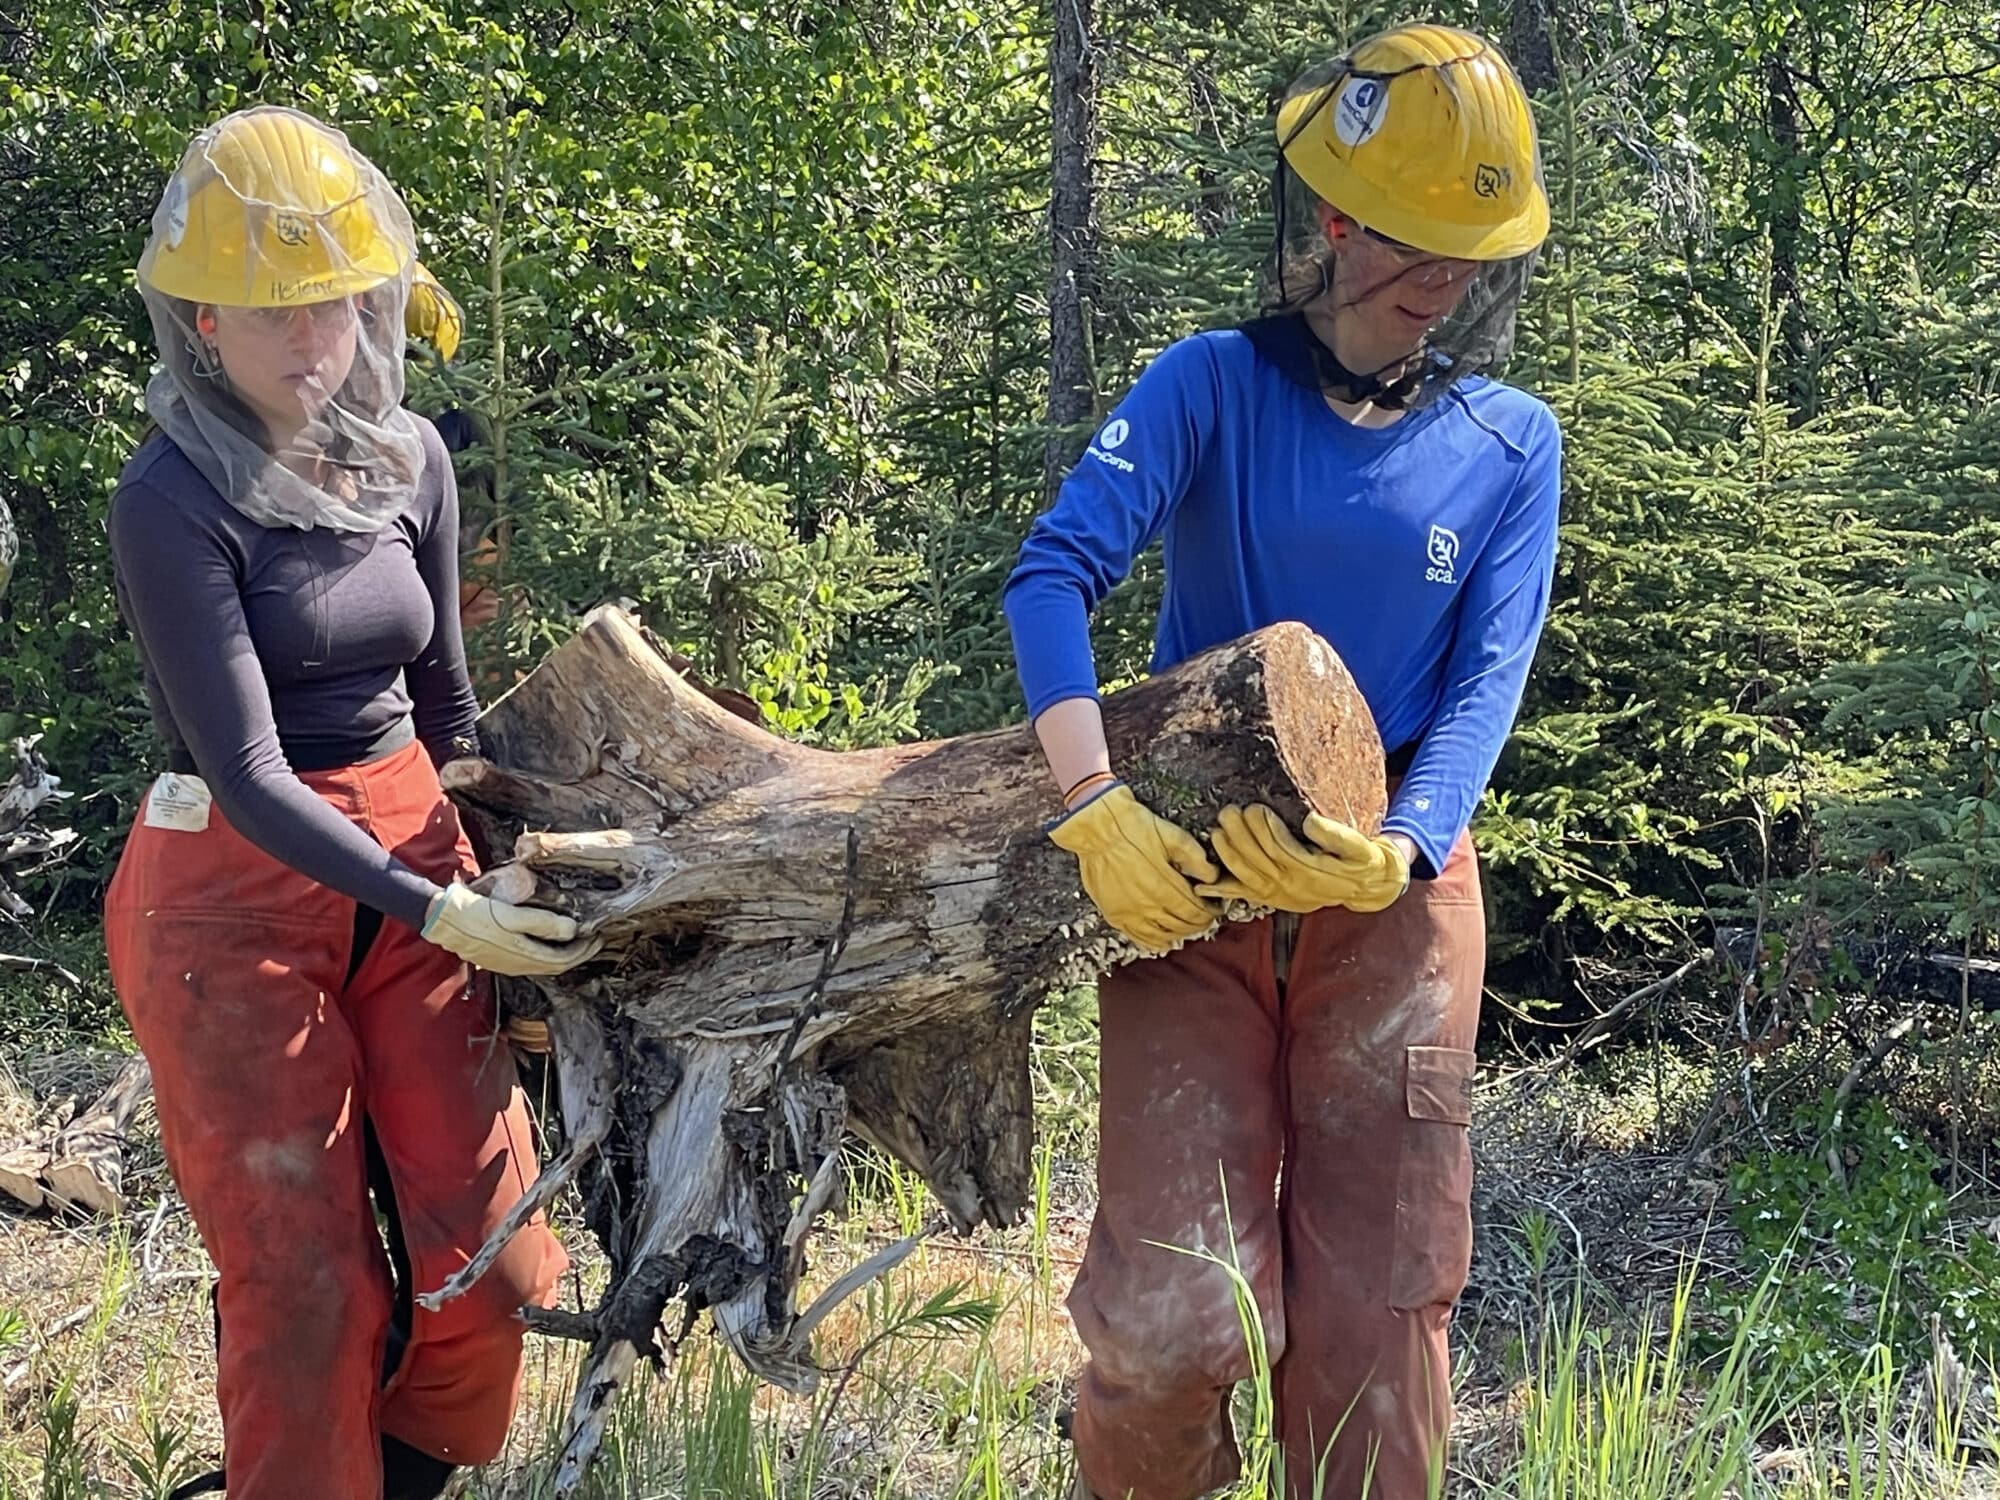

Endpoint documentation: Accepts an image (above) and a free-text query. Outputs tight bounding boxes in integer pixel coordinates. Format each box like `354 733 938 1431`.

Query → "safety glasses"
1354 222 1475 290
222 297 362 336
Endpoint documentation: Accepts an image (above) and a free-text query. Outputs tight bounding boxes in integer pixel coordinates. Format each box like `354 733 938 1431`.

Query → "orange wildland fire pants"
1069 831 1484 1500
104 738 566 1500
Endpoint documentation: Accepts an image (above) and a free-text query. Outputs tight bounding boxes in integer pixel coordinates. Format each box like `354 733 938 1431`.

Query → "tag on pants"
144 772 213 833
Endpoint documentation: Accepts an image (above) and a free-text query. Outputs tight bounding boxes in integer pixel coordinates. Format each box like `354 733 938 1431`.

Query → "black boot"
382 1434 456 1500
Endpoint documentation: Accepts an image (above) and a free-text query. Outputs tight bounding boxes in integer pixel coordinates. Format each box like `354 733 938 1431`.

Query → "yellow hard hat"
139 106 413 308
1277 24 1549 262
407 262 465 362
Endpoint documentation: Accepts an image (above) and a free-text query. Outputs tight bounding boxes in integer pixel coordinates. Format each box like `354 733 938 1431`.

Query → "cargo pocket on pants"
1388 1045 1476 1311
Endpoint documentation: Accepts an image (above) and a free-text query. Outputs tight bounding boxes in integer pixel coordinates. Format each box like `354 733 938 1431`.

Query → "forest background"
4 0 2000 1493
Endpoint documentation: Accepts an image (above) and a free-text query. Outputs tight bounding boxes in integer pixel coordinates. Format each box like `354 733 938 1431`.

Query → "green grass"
7 975 2000 1497
11 1196 1994 1499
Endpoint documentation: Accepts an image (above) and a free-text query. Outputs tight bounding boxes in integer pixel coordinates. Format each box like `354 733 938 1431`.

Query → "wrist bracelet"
1062 770 1116 807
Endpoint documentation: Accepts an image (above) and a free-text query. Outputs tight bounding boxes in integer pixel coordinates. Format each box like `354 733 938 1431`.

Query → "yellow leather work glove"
421 884 602 977
407 262 465 362
1048 782 1221 953
1197 804 1412 915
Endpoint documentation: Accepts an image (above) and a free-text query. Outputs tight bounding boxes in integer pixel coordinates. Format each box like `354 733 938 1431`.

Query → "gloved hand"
421 884 602 977
1197 804 1411 914
1048 782 1221 953
407 262 465 362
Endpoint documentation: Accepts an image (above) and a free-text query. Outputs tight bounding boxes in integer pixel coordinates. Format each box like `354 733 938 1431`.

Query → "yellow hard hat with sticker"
139 105 412 308
1277 24 1549 261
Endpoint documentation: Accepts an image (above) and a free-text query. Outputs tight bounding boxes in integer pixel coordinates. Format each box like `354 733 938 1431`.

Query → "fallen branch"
1823 1013 1921 1190
1555 955 1708 1068
0 953 82 987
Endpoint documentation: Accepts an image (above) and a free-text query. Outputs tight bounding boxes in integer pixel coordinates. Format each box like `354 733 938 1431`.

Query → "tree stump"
436 606 1387 1489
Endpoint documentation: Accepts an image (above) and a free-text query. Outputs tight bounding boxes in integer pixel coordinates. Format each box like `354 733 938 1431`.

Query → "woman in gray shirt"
103 106 594 1500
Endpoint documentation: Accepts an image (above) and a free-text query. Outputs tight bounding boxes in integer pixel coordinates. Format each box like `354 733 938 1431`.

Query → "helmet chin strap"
1308 261 1429 410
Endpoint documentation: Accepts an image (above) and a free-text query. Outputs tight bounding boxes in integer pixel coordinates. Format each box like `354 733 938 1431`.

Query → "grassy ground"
4 984 2000 1497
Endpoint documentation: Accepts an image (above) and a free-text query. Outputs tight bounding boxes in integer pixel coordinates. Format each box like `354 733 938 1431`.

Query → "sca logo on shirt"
1088 417 1135 473
1425 524 1460 584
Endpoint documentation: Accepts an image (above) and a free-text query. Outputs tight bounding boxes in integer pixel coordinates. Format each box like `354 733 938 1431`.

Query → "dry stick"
1822 1013 1921 1190
138 1197 172 1279
791 1213 948 1347
773 826 861 1086
435 1003 618 1320
416 1129 603 1313
0 954 82 986
1551 955 1709 1069
521 1305 603 1344
815 1215 953 1421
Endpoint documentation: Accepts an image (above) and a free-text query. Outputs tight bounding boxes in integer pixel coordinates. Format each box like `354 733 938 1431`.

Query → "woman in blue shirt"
1004 25 1560 1499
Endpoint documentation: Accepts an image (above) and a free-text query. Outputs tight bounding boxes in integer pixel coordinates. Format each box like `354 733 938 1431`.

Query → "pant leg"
347 746 567 1465
104 804 391 1500
1273 834 1485 1500
1068 919 1287 1500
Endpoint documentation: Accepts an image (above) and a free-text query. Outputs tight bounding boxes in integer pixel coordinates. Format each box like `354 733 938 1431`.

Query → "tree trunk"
1506 0 1559 95
1188 58 1229 239
1763 42 1817 416
1045 0 1099 500
436 606 1387 1491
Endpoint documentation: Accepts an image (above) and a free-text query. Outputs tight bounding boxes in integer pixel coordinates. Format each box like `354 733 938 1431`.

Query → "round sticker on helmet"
162 177 189 250
1333 76 1389 148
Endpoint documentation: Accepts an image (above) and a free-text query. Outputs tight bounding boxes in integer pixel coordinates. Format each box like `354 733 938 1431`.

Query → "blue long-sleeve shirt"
1002 318 1562 877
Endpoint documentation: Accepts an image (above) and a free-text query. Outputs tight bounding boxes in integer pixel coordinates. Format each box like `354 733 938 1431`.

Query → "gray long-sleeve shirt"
108 417 478 929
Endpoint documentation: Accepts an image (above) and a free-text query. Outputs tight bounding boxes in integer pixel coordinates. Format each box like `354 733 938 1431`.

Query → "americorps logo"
1425 524 1460 584
1333 77 1389 148
1088 417 1135 473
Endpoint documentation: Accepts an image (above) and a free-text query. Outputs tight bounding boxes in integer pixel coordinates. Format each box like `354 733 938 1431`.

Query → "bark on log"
441 606 1386 1488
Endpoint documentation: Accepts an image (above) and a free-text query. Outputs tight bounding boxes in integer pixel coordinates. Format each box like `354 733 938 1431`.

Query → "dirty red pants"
1069 832 1484 1500
103 738 567 1500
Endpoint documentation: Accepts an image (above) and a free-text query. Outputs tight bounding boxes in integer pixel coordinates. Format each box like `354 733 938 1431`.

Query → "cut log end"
0 1144 49 1211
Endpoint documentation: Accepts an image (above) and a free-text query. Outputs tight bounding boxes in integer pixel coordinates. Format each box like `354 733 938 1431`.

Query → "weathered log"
441 606 1386 1488
0 1056 153 1217
40 1056 152 1217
